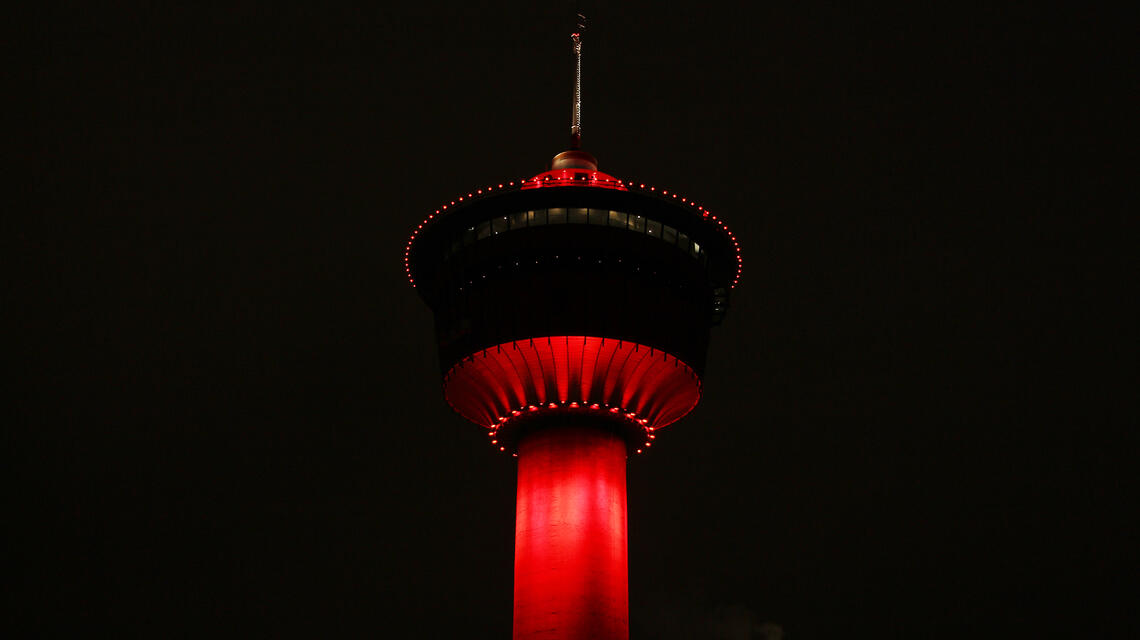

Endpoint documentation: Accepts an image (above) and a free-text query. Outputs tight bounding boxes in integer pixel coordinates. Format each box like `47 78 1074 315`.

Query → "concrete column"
513 425 628 640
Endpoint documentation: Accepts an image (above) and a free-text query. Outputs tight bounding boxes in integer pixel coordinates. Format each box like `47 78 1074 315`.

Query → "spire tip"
569 14 585 149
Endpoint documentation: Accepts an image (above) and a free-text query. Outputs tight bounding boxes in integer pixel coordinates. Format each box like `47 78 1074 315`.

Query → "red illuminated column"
513 425 629 640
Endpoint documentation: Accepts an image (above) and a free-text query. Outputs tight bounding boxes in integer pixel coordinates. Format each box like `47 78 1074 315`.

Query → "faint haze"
710 604 783 640
639 600 783 639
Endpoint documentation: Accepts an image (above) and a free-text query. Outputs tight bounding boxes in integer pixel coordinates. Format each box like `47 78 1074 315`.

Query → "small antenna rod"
570 13 586 149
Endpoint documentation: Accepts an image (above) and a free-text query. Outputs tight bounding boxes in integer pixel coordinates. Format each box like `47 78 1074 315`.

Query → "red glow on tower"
404 21 739 639
444 336 700 438
514 426 628 639
521 167 628 191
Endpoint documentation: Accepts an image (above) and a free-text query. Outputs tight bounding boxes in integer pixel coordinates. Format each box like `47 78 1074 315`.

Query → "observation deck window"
442 208 710 267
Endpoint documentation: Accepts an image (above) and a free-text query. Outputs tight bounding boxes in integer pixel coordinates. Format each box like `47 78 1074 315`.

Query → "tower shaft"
513 425 629 639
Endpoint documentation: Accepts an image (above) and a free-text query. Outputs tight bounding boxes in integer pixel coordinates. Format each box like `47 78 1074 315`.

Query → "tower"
403 24 741 639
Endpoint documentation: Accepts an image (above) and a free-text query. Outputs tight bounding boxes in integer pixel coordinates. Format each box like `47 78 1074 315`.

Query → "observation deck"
405 154 741 453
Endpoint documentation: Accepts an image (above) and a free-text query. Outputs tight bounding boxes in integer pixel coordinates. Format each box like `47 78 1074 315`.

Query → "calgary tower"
404 19 742 639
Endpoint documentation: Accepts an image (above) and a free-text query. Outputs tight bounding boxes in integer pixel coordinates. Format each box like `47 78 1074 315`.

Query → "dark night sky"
15 3 1130 638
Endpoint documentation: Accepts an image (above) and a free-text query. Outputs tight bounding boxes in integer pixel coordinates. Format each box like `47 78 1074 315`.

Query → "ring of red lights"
443 336 701 455
403 170 742 290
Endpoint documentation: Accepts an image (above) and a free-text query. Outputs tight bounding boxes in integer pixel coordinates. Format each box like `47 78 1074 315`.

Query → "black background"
15 3 1130 638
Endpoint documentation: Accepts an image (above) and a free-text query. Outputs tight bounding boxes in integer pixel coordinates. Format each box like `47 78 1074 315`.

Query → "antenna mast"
570 13 586 149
